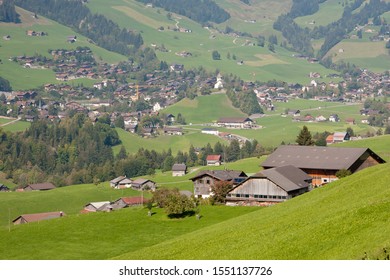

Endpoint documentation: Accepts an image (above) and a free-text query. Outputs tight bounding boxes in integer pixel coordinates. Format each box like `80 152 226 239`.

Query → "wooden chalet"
262 146 386 186
190 170 247 198
13 211 65 225
216 117 254 129
206 154 222 166
109 176 132 189
23 182 56 191
172 163 187 176
83 201 111 212
131 178 156 191
227 165 311 205
111 196 148 210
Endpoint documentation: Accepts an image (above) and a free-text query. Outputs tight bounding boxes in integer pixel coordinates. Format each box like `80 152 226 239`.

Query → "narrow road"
0 117 21 127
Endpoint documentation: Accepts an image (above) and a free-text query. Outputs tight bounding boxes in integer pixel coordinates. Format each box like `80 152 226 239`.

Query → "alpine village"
1 0 390 260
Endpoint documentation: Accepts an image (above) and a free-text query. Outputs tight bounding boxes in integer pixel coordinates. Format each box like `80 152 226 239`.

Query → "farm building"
216 117 254 129
83 201 111 212
227 165 311 204
23 182 56 191
111 197 148 209
262 146 385 186
163 126 183 135
13 211 65 225
190 170 247 198
206 154 222 166
110 176 126 188
131 178 156 191
172 163 187 176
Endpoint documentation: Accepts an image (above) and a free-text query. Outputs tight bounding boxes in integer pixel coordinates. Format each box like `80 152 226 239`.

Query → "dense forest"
14 0 144 56
136 0 230 24
0 0 20 23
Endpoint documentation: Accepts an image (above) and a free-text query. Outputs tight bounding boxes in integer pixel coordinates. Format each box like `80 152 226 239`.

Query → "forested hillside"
0 0 20 23
15 0 144 56
136 0 230 24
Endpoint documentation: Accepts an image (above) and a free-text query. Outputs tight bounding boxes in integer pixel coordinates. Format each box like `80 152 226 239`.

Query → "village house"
190 170 247 199
109 176 133 189
131 178 156 191
329 114 340 122
111 196 148 210
172 163 187 176
216 117 254 129
226 165 312 205
261 146 386 186
333 132 351 143
13 211 65 225
23 182 56 191
163 126 183 135
206 154 222 166
83 201 111 212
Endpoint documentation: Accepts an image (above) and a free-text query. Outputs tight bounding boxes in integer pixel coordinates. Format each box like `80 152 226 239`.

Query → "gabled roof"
262 145 385 170
217 117 253 123
13 211 65 223
85 201 110 209
118 178 133 184
110 176 126 184
206 155 221 161
251 165 312 192
132 178 154 185
172 163 187 171
190 170 247 182
114 196 147 205
24 182 56 191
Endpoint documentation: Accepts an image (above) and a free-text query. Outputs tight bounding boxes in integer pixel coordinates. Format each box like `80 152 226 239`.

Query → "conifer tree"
296 125 314 146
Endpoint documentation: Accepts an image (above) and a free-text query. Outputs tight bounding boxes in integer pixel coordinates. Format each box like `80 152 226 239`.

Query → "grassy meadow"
85 0 338 84
115 162 390 260
0 7 126 90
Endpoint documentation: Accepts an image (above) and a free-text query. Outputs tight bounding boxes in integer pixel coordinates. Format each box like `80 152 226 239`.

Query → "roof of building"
206 154 221 161
132 178 154 185
117 196 147 205
118 178 133 184
262 145 385 170
24 182 56 190
110 176 126 184
251 165 312 192
217 117 253 123
85 201 110 209
333 132 348 139
13 211 65 223
190 170 247 182
172 163 187 171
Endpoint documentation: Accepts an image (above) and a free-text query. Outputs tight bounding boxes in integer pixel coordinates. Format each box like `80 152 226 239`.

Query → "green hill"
115 162 390 260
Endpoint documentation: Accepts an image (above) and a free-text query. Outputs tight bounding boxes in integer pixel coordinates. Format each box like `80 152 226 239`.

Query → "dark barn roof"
262 146 385 171
190 170 247 182
172 163 187 171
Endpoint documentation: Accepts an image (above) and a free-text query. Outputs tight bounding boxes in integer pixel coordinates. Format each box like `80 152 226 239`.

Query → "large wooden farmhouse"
227 165 312 204
216 117 254 129
262 146 385 186
190 170 247 198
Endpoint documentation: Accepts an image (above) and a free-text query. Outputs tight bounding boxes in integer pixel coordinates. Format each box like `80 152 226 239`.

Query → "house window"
199 179 204 184
206 180 210 184
245 194 249 198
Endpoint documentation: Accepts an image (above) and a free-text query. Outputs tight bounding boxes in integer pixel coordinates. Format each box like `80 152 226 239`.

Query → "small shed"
172 163 187 176
13 211 65 225
206 155 222 166
23 182 56 191
111 196 148 209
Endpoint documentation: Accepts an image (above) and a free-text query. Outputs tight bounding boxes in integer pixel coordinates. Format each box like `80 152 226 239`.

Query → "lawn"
115 162 390 260
0 204 260 259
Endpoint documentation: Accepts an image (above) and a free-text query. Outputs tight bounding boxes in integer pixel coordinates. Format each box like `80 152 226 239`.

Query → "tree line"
136 0 230 24
15 0 144 56
0 0 20 23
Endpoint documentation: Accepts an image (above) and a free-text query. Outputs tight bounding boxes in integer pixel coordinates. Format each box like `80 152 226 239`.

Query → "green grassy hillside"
0 204 259 259
85 0 337 83
0 7 126 90
115 162 390 260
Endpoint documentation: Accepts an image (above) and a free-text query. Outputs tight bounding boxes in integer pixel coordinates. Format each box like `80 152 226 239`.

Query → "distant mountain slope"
135 0 230 24
114 162 390 259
